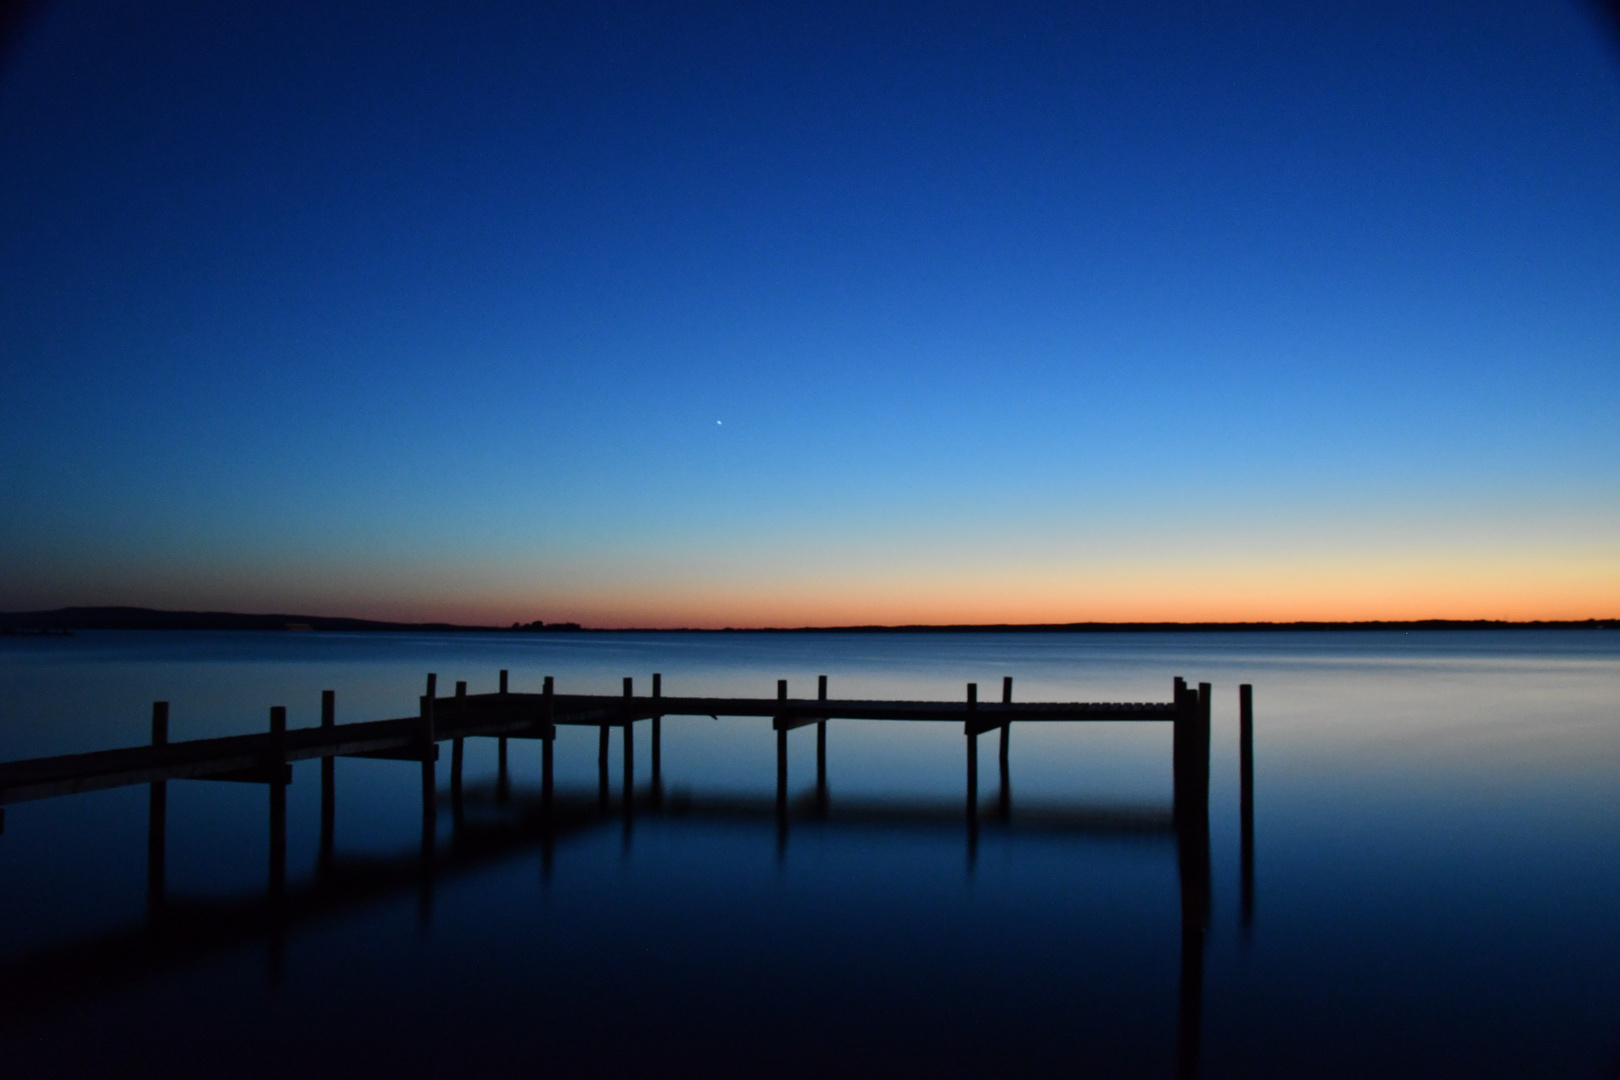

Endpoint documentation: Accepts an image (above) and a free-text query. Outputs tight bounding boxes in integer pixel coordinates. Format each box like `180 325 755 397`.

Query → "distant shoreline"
1 606 1616 634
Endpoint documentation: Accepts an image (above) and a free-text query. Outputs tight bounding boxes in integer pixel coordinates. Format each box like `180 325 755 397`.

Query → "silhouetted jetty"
0 673 1214 827
0 671 1254 1078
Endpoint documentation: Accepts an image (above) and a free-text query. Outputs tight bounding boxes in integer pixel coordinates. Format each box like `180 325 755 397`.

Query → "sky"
1 0 1618 627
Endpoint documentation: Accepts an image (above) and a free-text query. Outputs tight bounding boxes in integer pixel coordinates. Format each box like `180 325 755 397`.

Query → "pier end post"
999 677 1012 817
541 676 555 811
776 679 789 815
965 683 979 816
624 691 635 814
1240 683 1255 935
497 670 510 801
816 675 828 814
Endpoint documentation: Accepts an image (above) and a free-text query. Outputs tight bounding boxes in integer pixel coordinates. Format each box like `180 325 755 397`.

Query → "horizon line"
3 606 1618 634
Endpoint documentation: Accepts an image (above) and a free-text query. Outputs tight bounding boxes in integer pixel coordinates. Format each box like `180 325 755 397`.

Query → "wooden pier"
0 673 1210 811
0 670 1247 1079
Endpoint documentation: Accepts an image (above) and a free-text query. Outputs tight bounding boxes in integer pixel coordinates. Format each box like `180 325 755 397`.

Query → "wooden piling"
965 682 979 816
497 670 509 802
999 677 1012 818
417 675 437 928
541 676 555 811
1196 683 1211 826
1240 683 1254 935
816 675 828 814
419 674 437 854
1175 686 1213 1080
147 701 168 919
1172 677 1211 828
319 690 335 875
651 673 662 801
776 679 788 814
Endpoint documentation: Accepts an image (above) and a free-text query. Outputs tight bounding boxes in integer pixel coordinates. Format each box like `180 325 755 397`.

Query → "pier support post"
776 679 788 816
651 673 662 804
999 677 1012 818
1173 681 1213 1079
319 690 335 877
1172 678 1210 828
598 726 610 813
497 669 510 804
816 675 828 816
147 701 168 922
541 676 555 812
965 682 980 865
965 682 979 816
1240 683 1254 936
268 704 288 982
418 674 438 929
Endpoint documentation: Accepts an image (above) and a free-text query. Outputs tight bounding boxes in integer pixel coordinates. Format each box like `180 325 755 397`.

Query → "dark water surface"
1 630 1618 1078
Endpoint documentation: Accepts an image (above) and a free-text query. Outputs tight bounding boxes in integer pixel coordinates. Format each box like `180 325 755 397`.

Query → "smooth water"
1 630 1618 1078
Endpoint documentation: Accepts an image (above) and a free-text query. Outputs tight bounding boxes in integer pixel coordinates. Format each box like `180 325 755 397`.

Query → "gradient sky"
2 0 1618 627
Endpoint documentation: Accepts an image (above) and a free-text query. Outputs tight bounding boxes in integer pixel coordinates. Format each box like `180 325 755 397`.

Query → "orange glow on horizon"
340 555 1620 629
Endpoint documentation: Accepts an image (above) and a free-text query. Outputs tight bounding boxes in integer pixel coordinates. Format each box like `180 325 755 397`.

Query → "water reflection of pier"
0 672 1255 1078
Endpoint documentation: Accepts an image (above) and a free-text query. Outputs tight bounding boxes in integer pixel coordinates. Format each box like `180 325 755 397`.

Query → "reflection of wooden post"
623 703 635 814
541 676 555 812
320 690 335 875
651 673 662 803
776 679 788 814
147 702 168 922
1177 789 1210 1080
816 675 828 815
1240 683 1254 936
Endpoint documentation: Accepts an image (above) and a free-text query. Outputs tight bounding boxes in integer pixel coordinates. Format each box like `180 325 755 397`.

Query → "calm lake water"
1 629 1618 1078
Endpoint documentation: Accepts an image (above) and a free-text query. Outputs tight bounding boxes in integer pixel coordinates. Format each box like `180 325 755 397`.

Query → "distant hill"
0 607 497 632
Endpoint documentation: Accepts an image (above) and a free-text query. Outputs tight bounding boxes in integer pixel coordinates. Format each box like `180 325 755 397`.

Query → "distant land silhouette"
0 607 1615 634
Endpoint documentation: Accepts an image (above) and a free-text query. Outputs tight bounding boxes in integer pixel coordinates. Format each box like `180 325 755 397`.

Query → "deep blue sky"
2 0 1618 625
